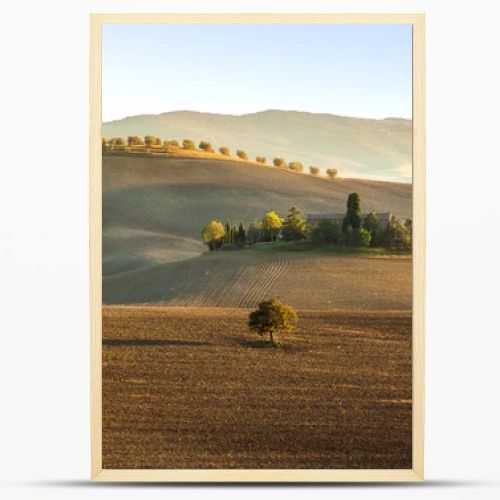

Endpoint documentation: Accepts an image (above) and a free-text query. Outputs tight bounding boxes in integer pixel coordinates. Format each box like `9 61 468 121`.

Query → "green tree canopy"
248 298 298 346
311 219 341 245
281 206 308 241
383 215 412 248
182 139 196 150
256 156 267 164
362 211 384 246
219 146 231 156
309 166 320 175
235 222 246 246
247 221 261 244
342 192 362 232
236 150 248 160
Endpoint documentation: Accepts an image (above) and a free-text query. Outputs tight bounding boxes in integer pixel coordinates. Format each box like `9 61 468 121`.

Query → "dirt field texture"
104 250 412 310
103 307 412 469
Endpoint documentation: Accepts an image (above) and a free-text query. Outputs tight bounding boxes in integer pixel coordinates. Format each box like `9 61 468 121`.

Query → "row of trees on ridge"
103 135 339 179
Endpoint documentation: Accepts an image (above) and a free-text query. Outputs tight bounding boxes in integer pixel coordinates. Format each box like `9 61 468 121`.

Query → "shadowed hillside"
103 154 412 279
103 110 412 181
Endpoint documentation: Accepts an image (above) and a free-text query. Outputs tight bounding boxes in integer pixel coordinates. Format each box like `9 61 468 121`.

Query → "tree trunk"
269 332 274 345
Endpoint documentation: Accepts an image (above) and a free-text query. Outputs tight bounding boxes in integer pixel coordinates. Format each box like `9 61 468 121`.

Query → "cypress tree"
224 221 231 244
236 222 246 246
342 193 362 232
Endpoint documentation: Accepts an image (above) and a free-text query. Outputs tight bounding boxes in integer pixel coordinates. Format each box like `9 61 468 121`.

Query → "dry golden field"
102 307 412 469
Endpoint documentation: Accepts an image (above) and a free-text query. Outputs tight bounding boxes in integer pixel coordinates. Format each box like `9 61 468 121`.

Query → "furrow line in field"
237 264 270 307
237 257 288 307
241 263 273 306
199 263 245 307
213 266 248 307
246 258 287 305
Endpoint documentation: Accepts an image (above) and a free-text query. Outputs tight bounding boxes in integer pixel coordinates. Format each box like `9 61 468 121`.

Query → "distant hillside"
103 154 412 278
103 110 412 182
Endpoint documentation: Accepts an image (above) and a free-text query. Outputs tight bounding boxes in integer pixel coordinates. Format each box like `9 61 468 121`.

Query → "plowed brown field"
102 306 412 469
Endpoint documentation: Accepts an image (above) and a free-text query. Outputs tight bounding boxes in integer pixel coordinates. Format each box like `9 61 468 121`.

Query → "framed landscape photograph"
90 13 425 482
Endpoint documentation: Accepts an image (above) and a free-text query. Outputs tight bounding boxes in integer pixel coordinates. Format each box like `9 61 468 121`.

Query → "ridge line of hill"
103 149 411 186
103 109 412 182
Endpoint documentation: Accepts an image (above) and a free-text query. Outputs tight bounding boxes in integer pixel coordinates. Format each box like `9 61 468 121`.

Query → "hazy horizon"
104 107 412 124
103 24 412 122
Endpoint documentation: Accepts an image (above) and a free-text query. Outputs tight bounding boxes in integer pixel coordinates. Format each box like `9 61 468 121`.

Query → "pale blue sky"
103 24 412 122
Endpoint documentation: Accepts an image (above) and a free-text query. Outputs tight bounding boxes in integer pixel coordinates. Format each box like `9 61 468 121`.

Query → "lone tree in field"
236 149 248 160
201 220 226 251
261 211 283 242
219 146 231 156
326 168 338 179
281 206 308 241
256 156 267 164
309 166 320 175
164 139 179 148
248 298 298 346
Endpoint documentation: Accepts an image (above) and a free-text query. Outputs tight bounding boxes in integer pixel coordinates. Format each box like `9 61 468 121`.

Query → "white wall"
1 1 499 499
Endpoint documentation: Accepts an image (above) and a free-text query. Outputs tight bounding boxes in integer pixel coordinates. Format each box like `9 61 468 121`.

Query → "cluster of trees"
311 193 412 248
103 135 340 178
201 193 412 251
201 207 309 250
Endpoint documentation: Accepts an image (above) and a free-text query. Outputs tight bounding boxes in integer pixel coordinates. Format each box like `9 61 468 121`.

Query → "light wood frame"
90 13 425 482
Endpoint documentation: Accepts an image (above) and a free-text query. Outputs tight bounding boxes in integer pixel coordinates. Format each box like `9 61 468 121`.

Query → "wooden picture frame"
90 13 425 482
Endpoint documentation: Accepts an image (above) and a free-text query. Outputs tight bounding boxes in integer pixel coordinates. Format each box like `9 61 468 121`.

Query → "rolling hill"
103 153 412 304
103 110 412 182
